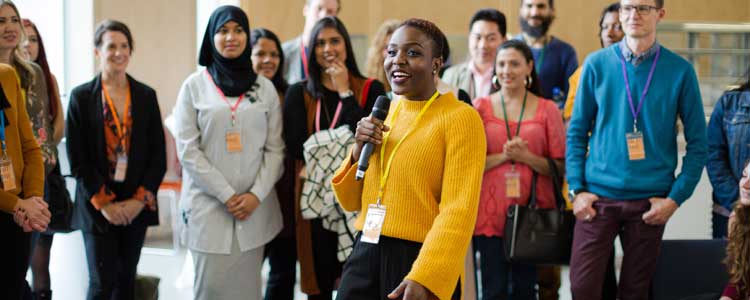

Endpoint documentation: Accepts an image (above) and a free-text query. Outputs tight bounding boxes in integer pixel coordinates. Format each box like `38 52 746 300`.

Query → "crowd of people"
1 0 750 299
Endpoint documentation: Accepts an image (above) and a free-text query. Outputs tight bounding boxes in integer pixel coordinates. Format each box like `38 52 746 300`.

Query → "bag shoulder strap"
545 158 565 210
528 171 539 207
360 78 374 108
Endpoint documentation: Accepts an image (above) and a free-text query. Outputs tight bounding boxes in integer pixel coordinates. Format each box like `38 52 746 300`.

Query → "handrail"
658 22 750 33
671 48 750 55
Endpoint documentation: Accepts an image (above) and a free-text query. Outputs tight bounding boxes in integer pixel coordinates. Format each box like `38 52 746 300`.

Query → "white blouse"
173 70 284 254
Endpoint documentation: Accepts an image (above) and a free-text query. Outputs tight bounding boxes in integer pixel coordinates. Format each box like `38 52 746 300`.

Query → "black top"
283 80 386 160
457 89 471 105
66 74 167 233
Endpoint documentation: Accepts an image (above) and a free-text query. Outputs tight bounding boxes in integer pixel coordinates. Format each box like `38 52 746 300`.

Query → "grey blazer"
282 36 305 85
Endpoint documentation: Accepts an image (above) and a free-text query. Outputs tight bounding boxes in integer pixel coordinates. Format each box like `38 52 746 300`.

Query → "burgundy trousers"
569 198 665 300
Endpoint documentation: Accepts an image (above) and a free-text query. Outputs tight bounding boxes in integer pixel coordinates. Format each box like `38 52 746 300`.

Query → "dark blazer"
66 74 166 233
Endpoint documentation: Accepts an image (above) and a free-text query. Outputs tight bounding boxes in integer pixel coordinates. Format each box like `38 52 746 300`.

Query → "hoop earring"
526 75 533 88
492 75 500 89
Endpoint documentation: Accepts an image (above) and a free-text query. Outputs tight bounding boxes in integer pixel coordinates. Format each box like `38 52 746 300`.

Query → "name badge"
226 129 242 153
626 132 646 161
505 170 521 198
361 204 386 244
0 157 15 191
114 153 128 182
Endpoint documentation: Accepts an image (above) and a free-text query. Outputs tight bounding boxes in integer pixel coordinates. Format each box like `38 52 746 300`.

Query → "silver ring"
584 214 591 221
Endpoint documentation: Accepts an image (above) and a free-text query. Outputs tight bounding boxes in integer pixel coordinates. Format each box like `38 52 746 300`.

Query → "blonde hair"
1 0 33 91
365 19 400 92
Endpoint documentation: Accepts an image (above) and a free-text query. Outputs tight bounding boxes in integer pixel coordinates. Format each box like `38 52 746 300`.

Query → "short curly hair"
398 18 446 61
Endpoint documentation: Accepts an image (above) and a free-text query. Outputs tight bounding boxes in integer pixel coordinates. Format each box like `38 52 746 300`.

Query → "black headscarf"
198 5 257 97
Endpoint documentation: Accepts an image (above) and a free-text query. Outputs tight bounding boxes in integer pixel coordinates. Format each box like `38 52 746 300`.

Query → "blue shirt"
707 90 750 210
516 36 579 107
566 43 708 204
620 39 661 66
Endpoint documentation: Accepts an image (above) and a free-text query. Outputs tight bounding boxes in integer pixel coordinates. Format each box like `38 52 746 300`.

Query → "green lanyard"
500 89 528 139
501 90 528 169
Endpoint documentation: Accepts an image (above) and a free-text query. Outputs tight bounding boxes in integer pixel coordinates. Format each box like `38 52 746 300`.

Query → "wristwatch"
569 188 587 201
339 90 354 98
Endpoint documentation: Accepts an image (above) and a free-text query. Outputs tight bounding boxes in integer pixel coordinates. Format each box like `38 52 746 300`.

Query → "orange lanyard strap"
102 83 131 150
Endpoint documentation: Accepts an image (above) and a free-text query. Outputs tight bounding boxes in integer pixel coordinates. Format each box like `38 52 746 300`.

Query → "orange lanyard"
102 83 131 149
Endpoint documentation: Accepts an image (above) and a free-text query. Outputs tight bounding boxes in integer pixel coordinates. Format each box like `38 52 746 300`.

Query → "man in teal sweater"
566 0 708 299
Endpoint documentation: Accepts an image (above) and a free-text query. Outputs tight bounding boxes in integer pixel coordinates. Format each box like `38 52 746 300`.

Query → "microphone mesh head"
372 96 391 120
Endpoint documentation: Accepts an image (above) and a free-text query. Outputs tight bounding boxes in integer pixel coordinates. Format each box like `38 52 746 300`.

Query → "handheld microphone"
355 96 391 181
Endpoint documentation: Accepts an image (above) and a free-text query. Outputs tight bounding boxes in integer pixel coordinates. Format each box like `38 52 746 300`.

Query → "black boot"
32 290 52 300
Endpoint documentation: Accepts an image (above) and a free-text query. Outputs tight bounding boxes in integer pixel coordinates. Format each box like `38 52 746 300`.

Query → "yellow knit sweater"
332 92 486 300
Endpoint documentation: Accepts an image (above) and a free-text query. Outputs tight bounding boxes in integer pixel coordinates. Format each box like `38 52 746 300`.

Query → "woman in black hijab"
172 6 285 300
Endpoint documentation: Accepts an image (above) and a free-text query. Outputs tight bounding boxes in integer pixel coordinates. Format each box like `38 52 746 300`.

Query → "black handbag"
44 166 74 233
503 158 575 265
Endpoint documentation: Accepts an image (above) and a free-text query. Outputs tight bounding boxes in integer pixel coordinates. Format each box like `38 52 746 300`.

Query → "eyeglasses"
619 5 661 16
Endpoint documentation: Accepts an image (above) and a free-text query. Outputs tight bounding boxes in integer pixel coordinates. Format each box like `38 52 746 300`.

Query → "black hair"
655 0 664 8
599 3 621 47
494 40 541 95
250 28 289 94
734 67 750 91
469 8 507 37
94 20 134 52
520 0 554 9
398 18 445 62
305 16 364 99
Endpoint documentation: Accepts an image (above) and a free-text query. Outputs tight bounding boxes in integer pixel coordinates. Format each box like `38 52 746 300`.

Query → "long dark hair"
494 39 541 95
250 28 289 94
735 67 750 91
23 19 58 119
598 3 621 47
305 16 364 99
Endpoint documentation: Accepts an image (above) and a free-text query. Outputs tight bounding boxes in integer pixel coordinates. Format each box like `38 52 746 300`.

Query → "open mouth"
390 70 411 85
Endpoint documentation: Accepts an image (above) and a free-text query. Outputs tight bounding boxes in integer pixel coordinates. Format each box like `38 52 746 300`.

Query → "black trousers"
0 213 31 300
336 234 460 300
309 219 342 300
264 234 297 300
82 225 147 300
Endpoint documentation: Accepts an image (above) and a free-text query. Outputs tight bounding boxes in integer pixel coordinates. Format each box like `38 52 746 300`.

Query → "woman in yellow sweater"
332 19 486 300
0 62 48 299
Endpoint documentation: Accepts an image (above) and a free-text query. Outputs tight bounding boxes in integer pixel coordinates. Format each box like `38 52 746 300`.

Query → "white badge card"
626 132 646 161
361 204 386 244
114 153 128 182
225 128 242 153
0 157 15 191
505 171 521 198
